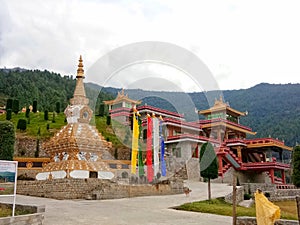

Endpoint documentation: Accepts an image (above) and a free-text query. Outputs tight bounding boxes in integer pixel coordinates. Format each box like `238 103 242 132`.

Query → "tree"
199 142 219 200
17 119 27 131
25 108 30 118
32 100 37 113
52 111 56 123
6 99 13 110
99 104 105 117
44 110 49 120
0 121 15 160
55 102 60 114
106 115 111 125
292 145 300 187
6 109 12 120
12 99 19 114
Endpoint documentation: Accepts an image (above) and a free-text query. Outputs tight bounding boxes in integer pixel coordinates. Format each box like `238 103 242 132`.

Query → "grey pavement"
1 181 234 225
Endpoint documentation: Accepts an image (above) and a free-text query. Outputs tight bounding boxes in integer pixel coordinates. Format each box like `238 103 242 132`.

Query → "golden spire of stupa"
76 55 85 78
69 55 88 105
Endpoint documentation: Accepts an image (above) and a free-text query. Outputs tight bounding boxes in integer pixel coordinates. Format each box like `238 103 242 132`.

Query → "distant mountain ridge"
0 68 299 146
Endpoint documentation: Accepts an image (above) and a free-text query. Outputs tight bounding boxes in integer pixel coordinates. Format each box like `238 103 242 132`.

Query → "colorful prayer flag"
153 117 160 176
160 118 166 176
255 190 280 225
146 115 153 182
131 111 139 174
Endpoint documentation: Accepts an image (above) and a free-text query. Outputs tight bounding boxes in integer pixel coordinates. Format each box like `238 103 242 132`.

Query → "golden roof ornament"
76 55 85 78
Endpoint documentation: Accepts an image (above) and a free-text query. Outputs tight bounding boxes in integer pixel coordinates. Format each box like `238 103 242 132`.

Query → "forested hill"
0 68 113 111
0 68 299 146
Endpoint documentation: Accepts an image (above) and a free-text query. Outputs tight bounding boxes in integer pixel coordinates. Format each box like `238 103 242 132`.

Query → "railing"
242 161 290 170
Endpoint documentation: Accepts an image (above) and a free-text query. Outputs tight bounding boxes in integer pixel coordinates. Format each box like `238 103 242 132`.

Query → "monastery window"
172 147 182 158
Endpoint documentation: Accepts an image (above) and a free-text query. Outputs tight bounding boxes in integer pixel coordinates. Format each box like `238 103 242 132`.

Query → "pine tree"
292 145 300 187
6 99 13 110
12 99 19 114
25 108 30 118
44 110 49 120
106 115 111 125
32 100 37 113
0 121 15 160
17 119 27 131
6 109 12 120
199 142 219 200
99 104 105 117
55 102 60 114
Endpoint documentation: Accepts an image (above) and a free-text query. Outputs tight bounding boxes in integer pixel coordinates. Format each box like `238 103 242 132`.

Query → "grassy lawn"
174 198 298 220
0 112 126 149
0 207 33 218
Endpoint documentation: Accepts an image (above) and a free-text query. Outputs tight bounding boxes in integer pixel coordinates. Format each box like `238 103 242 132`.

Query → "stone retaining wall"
237 217 298 225
0 213 44 225
225 186 244 204
17 178 184 200
0 203 45 225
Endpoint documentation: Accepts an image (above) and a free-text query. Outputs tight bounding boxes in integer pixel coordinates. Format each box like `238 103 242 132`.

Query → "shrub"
17 119 27 131
6 99 13 110
6 109 12 120
44 110 49 120
25 108 30 118
106 115 111 125
0 121 15 160
32 100 37 113
244 193 252 200
55 102 60 114
12 99 19 114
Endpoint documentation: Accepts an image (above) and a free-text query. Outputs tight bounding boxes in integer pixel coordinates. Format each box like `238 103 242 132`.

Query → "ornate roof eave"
200 106 246 117
103 97 141 105
199 96 246 117
103 89 141 105
201 121 257 135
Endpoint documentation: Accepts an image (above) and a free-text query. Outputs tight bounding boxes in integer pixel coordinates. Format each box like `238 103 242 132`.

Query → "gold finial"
77 55 84 78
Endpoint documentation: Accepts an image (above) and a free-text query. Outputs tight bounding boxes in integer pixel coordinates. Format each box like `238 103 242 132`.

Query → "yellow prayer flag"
131 112 139 174
255 190 280 225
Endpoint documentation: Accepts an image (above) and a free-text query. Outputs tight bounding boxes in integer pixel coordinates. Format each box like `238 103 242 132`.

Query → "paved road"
1 181 233 225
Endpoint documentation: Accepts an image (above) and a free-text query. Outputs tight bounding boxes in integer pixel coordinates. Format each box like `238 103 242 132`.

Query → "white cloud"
0 0 299 91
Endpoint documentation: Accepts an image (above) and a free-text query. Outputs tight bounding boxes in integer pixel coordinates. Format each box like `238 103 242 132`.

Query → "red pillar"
281 170 286 184
218 156 223 177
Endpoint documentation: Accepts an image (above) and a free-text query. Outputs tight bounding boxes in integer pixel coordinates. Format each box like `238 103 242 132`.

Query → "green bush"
12 99 19 114
244 193 252 200
6 109 12 120
32 100 37 113
25 108 30 118
0 121 15 160
17 119 27 131
44 110 49 120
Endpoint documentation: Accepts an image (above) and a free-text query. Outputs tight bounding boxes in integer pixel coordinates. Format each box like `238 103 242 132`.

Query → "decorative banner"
159 119 166 176
0 160 18 216
131 112 139 174
255 190 280 225
146 115 153 182
137 116 144 176
153 117 160 177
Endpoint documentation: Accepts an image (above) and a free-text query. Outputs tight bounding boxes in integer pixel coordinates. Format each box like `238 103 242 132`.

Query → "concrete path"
1 181 234 225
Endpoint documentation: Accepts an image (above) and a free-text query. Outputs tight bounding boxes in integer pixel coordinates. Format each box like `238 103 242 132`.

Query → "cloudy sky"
0 0 299 92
